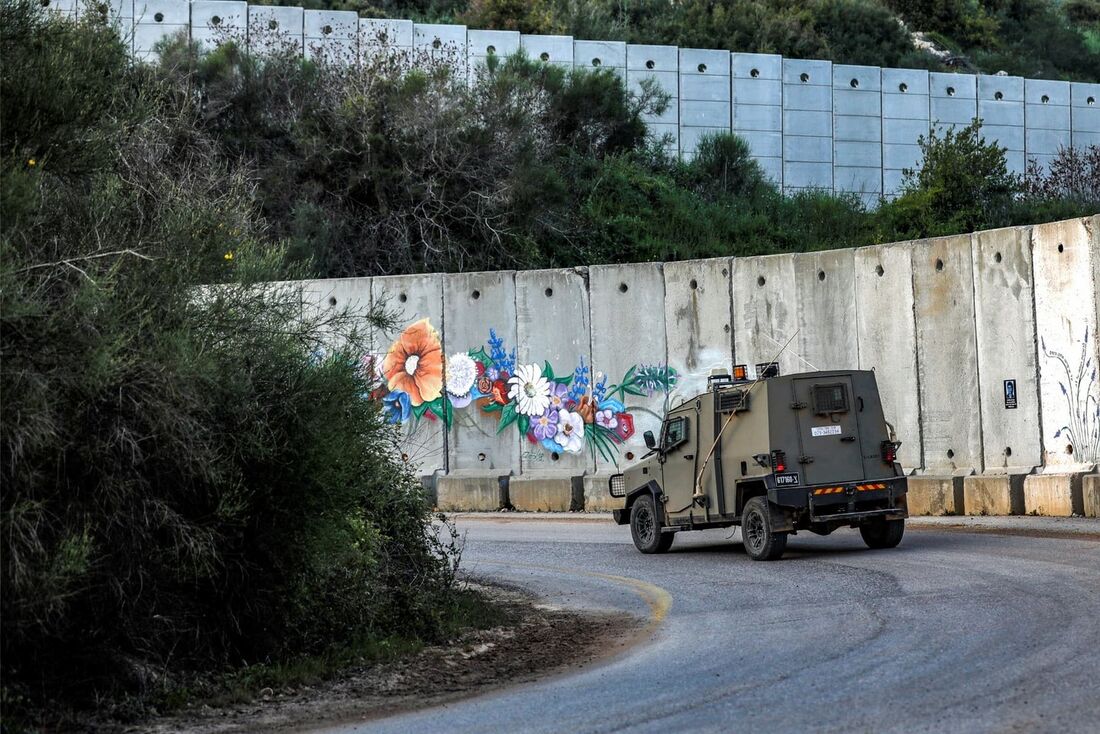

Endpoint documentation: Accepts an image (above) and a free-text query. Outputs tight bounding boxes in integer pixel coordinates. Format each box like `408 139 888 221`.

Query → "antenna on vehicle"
691 330 799 505
759 331 819 372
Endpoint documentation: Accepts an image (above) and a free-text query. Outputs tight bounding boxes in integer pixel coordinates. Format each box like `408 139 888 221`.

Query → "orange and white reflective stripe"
813 482 888 495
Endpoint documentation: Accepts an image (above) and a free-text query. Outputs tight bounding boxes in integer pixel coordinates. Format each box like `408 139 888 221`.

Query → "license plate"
775 473 800 487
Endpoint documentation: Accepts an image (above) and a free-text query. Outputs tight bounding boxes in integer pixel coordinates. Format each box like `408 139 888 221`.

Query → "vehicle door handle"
684 454 694 460
840 436 856 442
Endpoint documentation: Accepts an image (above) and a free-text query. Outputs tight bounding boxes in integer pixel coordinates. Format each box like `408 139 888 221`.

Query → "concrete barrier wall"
76 1 1100 194
285 216 1095 501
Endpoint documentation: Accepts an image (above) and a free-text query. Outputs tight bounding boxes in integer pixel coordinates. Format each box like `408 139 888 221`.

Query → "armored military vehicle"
609 366 907 561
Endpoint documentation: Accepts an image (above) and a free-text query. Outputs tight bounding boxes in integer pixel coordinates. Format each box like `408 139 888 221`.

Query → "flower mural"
370 323 677 463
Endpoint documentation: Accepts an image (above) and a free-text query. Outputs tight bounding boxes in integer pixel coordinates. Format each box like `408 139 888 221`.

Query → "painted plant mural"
1042 326 1099 463
372 319 677 463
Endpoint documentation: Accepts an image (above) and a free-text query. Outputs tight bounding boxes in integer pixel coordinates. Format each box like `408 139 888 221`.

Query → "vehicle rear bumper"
766 476 908 523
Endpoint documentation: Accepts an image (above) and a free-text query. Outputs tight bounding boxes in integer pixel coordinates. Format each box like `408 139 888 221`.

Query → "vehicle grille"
716 389 749 413
608 473 626 498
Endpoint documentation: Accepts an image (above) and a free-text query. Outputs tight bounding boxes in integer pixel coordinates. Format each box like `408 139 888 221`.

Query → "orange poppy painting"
382 318 444 406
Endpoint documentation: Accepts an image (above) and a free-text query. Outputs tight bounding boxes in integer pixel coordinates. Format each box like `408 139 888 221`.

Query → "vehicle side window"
662 417 689 451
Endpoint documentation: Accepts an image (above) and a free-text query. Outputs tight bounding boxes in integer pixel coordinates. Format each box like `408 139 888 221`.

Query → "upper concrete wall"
290 215 1098 484
73 0 1100 197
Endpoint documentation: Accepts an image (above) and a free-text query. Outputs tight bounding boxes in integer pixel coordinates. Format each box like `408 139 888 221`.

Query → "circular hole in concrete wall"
545 287 553 297
818 270 826 282
994 251 1002 263
875 264 885 276
478 452 486 462
1005 446 1012 457
322 24 332 35
328 296 337 307
154 11 164 21
1057 243 1064 253
946 86 956 97
799 72 809 83
946 449 955 459
1089 97 1096 106
994 91 1004 101
401 452 409 462
750 68 760 78
432 38 441 49
539 52 550 62
850 78 859 89
268 19 278 29
211 15 222 26
935 258 944 271
591 57 601 66
724 324 730 333
689 278 698 290
757 276 766 287
625 451 635 461
471 289 481 300
898 83 908 93
722 267 729 276
619 282 629 293
645 59 656 70
486 44 496 55
551 452 560 461
1066 443 1074 454
1041 94 1050 104
698 63 707 73
398 292 408 303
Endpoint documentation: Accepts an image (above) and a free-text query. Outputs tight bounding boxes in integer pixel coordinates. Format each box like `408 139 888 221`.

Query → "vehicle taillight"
881 440 899 463
770 449 786 473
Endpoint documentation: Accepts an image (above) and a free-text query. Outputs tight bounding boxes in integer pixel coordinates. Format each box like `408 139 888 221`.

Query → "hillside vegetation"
271 0 1100 82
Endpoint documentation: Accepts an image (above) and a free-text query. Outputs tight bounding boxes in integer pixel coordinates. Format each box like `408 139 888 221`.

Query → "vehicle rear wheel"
860 518 905 549
630 495 673 554
741 496 787 561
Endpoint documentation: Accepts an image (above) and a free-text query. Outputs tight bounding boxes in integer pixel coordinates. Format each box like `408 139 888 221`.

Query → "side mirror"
643 430 657 450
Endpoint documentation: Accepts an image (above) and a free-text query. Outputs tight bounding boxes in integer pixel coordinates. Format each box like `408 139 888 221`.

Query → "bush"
1 1 458 719
877 119 1018 238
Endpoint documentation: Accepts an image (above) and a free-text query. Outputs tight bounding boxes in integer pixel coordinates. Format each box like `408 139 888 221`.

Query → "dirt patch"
140 582 638 734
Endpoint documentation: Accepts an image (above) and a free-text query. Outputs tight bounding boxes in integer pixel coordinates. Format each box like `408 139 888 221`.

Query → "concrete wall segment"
911 235 983 474
371 274 447 477
853 242 921 469
442 271 520 474
663 258 734 403
1031 217 1099 471
971 226 1042 473
589 263 669 473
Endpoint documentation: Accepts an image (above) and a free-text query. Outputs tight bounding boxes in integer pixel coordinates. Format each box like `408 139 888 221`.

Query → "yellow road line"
477 560 673 632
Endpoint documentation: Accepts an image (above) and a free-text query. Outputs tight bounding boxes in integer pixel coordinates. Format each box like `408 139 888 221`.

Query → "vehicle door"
792 376 865 485
659 410 696 515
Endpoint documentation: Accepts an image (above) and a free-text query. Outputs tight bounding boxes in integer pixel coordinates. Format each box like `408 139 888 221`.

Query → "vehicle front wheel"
859 518 905 549
741 496 787 561
630 495 673 554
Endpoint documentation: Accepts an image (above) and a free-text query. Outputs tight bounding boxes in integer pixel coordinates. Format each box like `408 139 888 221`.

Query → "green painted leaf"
623 384 648 396
469 347 493 367
518 414 530 435
543 360 556 381
554 375 573 386
497 402 519 434
482 402 503 413
412 402 430 419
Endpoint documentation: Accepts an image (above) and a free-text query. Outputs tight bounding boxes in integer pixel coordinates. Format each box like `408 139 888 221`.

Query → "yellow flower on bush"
27 158 36 167
223 251 234 261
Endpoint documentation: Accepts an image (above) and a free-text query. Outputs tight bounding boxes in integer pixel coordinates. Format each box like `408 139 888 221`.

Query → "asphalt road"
323 517 1100 733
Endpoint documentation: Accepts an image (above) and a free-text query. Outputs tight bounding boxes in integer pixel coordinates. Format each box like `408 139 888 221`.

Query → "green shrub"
877 119 1018 238
1 2 458 719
